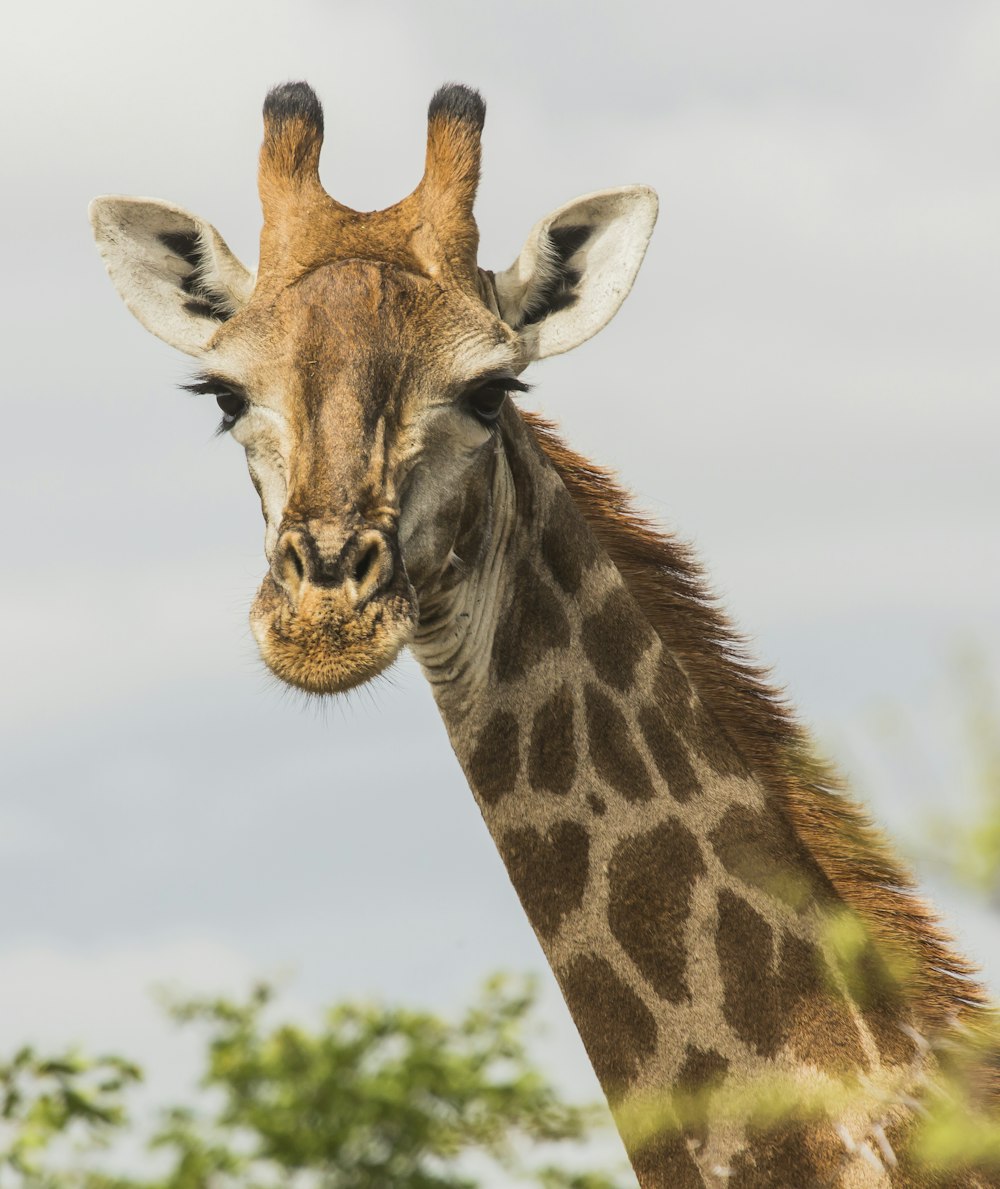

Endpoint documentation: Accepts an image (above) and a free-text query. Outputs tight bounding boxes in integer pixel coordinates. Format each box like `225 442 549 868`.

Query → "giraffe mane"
522 409 989 1033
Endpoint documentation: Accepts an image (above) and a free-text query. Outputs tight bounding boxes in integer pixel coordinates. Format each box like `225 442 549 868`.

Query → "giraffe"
89 82 999 1187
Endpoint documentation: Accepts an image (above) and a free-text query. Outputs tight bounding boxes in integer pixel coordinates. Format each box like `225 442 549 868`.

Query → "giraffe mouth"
249 574 417 694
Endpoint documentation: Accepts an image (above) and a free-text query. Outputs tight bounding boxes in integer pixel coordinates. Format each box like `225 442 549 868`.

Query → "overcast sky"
0 0 997 1167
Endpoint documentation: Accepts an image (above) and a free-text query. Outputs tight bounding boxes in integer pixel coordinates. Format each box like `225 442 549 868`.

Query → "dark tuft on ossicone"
263 81 324 134
428 83 486 131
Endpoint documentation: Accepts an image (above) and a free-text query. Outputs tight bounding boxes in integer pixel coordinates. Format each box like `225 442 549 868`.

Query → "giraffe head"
90 82 657 693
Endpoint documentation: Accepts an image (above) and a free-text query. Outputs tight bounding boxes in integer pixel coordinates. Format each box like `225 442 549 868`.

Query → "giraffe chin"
249 575 417 695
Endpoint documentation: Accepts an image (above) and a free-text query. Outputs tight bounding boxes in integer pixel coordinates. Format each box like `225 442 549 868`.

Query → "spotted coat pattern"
412 410 967 1189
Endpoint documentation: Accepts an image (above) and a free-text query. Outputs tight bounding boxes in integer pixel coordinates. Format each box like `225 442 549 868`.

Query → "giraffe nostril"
275 530 309 601
352 541 379 587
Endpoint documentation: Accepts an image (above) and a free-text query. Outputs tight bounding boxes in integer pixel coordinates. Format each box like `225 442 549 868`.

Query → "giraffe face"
90 82 658 695
196 258 520 693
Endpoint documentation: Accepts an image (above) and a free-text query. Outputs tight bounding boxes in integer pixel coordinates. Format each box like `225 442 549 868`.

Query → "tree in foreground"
0 976 627 1189
0 1047 140 1185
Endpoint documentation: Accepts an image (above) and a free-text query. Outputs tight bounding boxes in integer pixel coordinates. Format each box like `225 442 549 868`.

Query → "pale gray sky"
0 0 997 1160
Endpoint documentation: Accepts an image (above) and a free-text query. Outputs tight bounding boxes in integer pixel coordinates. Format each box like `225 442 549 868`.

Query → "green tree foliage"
0 1047 140 1185
0 978 626 1189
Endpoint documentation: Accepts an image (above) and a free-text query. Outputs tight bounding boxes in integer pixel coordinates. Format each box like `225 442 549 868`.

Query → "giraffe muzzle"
249 522 417 695
273 525 398 611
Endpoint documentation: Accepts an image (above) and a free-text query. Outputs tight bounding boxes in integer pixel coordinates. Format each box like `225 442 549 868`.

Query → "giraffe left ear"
494 186 658 361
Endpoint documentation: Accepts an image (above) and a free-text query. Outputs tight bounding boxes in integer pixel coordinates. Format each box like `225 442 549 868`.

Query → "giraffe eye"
215 390 247 426
464 375 530 424
181 374 250 434
466 383 507 423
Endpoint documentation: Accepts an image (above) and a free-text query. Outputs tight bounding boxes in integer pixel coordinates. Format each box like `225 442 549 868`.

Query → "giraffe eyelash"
182 374 249 434
462 375 531 424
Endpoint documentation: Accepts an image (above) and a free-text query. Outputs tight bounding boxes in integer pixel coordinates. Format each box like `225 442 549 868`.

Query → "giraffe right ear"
89 197 254 358
494 186 658 362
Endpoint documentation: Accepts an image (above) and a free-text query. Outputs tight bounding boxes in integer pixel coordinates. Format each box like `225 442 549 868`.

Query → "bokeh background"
1 0 997 1163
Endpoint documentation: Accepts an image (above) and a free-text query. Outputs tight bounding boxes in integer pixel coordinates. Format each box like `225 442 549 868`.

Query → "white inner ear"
90 196 254 358
494 185 658 361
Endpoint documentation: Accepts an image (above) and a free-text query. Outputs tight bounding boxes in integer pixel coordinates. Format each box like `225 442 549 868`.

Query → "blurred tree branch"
0 978 628 1189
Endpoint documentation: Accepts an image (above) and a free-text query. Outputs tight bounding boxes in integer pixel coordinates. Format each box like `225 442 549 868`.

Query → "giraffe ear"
89 196 254 358
494 186 658 361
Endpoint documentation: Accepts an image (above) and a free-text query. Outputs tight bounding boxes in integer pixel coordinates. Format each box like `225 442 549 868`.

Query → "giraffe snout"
273 524 398 610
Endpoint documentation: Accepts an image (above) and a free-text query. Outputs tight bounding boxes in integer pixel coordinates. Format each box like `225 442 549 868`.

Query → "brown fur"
521 411 991 1040
256 84 484 289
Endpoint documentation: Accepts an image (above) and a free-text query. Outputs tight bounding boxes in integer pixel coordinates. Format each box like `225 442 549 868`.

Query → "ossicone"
256 79 488 288
260 80 326 192
427 83 486 132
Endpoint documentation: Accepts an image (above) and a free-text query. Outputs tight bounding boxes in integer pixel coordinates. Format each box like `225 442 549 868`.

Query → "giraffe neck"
410 409 935 1187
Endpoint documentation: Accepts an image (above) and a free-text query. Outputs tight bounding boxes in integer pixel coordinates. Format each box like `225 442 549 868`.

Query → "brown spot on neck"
586 790 607 815
630 1131 705 1189
715 890 788 1056
715 890 868 1072
638 704 702 802
499 819 590 940
584 684 655 802
709 802 818 907
608 818 706 1003
728 1125 843 1188
467 710 520 805
558 954 658 1097
540 486 601 594
582 586 657 691
675 1046 730 1147
527 683 577 796
490 560 571 683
